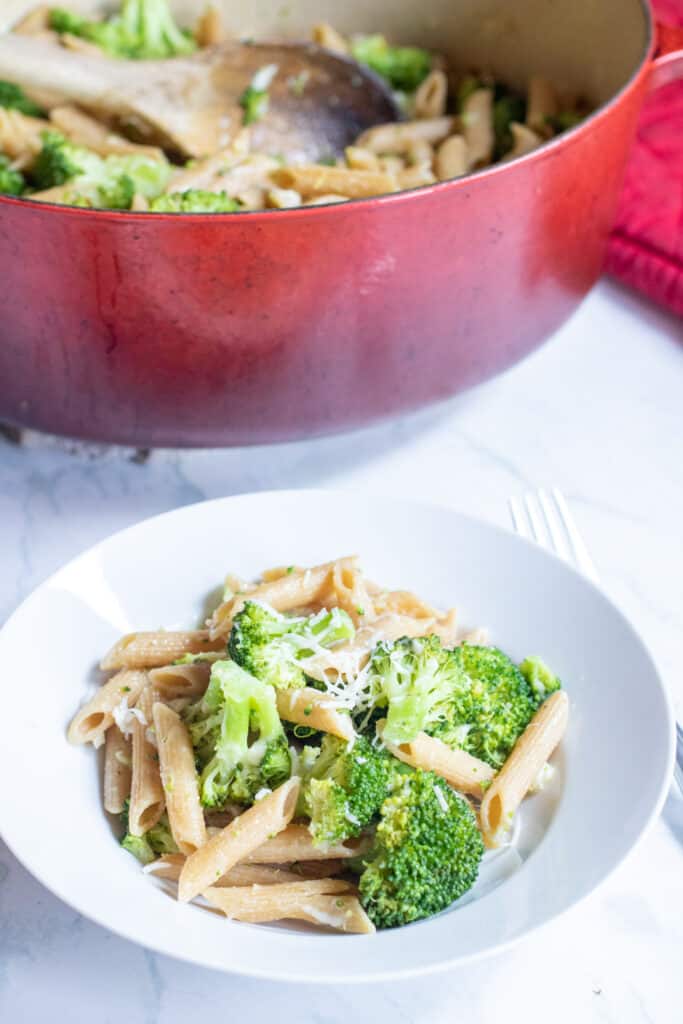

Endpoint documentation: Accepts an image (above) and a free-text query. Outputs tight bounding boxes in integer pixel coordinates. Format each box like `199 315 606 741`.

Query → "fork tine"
508 497 530 538
538 488 571 561
524 491 549 547
552 488 600 585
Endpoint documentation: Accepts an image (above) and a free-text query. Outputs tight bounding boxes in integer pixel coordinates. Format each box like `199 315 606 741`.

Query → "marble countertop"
1 279 681 1023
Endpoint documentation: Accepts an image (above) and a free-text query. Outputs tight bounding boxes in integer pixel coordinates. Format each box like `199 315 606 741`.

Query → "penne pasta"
276 687 355 741
209 556 358 639
0 108 49 161
67 669 147 747
355 117 456 155
12 6 50 34
344 145 380 171
245 823 366 863
49 105 165 160
480 690 569 847
178 778 301 902
146 854 346 886
396 165 437 189
203 883 374 933
103 725 132 814
148 662 211 700
194 5 224 46
435 134 468 180
166 131 251 192
414 69 448 119
153 703 206 855
128 686 165 837
462 88 495 168
311 22 349 54
379 725 495 799
526 75 558 133
271 166 396 200
502 123 543 161
100 630 225 670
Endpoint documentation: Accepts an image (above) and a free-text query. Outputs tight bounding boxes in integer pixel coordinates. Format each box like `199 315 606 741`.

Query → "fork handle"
675 722 683 793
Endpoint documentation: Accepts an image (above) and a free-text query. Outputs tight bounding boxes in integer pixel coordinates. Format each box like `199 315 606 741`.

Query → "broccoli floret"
519 656 562 703
240 85 269 125
0 80 44 117
432 645 537 768
50 0 195 60
120 802 178 863
0 155 25 196
367 637 538 769
150 190 240 213
351 35 431 91
228 601 355 691
492 89 527 159
359 769 484 928
185 659 291 808
302 735 393 846
366 635 465 744
31 132 170 207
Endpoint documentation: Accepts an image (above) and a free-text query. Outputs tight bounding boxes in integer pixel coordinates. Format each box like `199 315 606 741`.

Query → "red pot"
1 0 682 446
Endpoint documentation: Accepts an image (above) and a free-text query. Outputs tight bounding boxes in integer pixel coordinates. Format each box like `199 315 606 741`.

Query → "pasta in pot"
1 3 589 211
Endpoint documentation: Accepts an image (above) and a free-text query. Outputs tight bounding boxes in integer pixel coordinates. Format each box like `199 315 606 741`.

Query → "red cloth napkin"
605 0 683 316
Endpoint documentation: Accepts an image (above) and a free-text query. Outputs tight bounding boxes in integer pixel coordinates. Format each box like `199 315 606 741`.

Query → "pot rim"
0 0 655 222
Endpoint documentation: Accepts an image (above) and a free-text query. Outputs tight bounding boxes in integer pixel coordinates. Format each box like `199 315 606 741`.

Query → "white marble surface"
1 279 682 1023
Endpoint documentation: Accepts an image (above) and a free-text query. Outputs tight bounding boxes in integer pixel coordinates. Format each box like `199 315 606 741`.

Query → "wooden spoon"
0 35 399 160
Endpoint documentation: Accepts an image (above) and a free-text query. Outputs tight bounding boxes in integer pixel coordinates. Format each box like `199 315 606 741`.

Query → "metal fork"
508 487 683 793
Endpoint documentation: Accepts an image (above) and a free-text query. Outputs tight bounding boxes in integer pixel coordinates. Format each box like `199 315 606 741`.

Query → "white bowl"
0 490 673 981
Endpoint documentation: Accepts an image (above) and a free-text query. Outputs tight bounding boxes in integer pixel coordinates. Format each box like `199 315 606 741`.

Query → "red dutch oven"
1 0 682 447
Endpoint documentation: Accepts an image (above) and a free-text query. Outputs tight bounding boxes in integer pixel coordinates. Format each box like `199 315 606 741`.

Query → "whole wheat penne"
12 5 50 34
435 134 468 180
344 145 380 171
245 824 368 863
49 105 164 160
379 725 495 799
266 186 302 209
103 726 132 814
209 557 358 638
355 117 456 155
305 194 349 206
462 88 494 168
502 123 543 161
167 131 251 192
146 854 344 887
480 690 569 847
128 686 165 837
148 663 211 700
204 885 374 932
67 669 147 747
178 778 300 902
0 108 49 161
194 5 224 46
396 165 437 189
276 688 355 741
526 75 558 133
153 703 206 855
271 166 395 200
311 22 349 54
101 630 225 670
406 139 434 167
414 69 448 119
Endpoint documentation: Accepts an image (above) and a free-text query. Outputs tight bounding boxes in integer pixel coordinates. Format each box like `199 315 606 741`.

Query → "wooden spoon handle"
0 35 128 108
